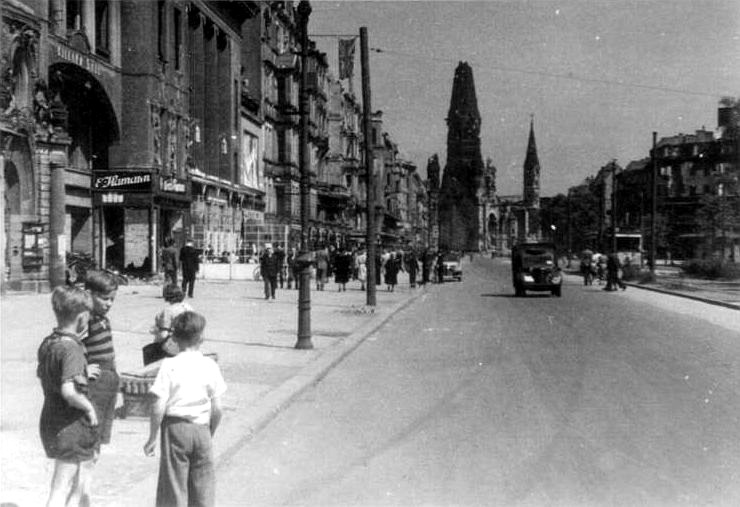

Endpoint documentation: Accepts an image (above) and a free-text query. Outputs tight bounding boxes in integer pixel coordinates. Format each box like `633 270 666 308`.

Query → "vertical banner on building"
338 38 356 80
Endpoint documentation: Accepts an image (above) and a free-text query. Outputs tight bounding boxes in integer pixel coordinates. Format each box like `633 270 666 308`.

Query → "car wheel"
514 285 525 297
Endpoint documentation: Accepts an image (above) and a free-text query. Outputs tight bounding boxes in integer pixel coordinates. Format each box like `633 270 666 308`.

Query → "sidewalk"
0 276 424 506
563 261 740 310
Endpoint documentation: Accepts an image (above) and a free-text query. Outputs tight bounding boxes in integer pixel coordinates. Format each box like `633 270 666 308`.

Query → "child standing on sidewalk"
83 271 120 446
144 311 226 507
38 286 100 506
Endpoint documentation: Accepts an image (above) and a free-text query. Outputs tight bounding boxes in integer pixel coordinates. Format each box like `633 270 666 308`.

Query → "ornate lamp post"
295 0 313 349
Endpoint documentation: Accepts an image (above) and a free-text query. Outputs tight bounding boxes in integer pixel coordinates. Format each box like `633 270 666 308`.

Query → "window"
173 7 182 70
66 0 82 30
95 0 110 57
157 0 166 62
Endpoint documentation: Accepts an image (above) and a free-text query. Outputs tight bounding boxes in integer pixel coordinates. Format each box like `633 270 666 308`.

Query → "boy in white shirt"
144 311 226 507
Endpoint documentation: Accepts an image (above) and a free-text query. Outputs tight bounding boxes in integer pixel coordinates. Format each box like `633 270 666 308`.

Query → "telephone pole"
361 26 376 306
650 131 657 275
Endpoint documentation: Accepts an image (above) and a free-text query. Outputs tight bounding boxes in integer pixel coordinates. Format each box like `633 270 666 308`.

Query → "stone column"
47 146 69 288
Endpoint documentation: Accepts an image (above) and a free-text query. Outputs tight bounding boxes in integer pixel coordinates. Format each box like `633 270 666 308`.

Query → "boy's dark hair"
52 286 93 324
85 270 119 293
171 311 206 346
163 284 185 303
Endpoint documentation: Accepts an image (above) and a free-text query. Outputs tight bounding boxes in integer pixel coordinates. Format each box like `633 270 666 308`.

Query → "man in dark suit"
161 237 178 291
179 239 200 298
260 243 279 299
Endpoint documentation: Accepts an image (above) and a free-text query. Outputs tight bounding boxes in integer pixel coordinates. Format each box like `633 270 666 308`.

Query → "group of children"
38 273 226 506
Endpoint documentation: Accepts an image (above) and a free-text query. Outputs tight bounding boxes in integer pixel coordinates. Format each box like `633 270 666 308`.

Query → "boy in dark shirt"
38 286 99 506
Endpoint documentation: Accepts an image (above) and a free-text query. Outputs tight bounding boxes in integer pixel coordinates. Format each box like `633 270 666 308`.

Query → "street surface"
219 258 740 506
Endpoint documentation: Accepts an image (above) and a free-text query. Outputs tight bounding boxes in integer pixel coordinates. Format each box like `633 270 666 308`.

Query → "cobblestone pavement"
0 277 423 507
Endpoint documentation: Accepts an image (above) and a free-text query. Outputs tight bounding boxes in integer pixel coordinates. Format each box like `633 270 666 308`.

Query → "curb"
215 286 428 467
623 282 740 311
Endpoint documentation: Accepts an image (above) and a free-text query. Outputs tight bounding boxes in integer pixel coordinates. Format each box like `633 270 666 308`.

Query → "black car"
511 242 562 297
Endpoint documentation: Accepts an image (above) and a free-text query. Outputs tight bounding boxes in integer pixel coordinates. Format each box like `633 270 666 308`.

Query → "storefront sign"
94 172 152 192
160 177 187 193
243 210 264 223
51 42 104 76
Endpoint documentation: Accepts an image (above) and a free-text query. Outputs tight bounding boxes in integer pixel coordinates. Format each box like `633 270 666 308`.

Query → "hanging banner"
338 38 356 80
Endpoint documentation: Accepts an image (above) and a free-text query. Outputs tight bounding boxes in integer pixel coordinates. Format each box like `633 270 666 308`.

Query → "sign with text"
160 177 187 194
93 171 152 192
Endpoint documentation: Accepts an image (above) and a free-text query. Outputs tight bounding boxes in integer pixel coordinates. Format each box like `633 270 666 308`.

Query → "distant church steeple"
523 116 541 209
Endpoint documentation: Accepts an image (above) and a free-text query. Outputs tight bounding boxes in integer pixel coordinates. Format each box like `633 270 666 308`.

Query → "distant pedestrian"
286 247 298 290
580 255 593 286
605 253 626 291
161 237 178 294
315 247 329 291
275 245 286 289
356 250 367 291
421 249 430 285
436 251 445 283
260 243 279 299
38 286 99 507
180 239 201 298
375 252 382 286
145 284 193 365
384 252 400 292
144 311 226 507
405 249 419 288
334 247 352 292
83 270 120 449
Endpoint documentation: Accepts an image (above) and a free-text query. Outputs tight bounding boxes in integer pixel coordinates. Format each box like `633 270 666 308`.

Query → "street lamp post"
295 0 313 350
650 131 657 275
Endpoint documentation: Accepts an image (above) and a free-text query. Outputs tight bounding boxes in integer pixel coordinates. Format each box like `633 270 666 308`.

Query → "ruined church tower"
438 62 484 251
523 117 541 208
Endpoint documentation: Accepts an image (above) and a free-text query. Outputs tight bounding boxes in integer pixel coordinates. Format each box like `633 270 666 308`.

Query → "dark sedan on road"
511 242 562 297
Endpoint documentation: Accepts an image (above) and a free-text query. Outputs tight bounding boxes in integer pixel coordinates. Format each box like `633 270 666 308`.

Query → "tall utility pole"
650 131 657 275
611 160 618 254
295 0 313 349
360 26 376 306
566 188 572 267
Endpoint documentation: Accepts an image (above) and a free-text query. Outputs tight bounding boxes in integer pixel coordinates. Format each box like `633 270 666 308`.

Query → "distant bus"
615 233 643 265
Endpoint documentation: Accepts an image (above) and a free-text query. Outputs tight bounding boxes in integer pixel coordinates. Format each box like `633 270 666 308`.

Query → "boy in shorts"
83 270 120 446
144 311 226 507
38 286 100 506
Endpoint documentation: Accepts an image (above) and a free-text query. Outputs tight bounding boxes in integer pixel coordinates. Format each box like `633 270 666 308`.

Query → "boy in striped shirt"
83 270 120 446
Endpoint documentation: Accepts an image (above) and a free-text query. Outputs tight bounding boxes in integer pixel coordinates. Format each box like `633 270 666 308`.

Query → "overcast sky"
310 0 740 196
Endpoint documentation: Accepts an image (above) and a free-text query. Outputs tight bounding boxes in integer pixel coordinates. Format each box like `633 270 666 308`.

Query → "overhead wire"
369 47 735 99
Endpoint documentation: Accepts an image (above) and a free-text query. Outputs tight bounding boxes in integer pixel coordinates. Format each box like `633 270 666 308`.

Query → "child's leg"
157 419 191 507
67 458 96 507
188 425 215 507
46 459 78 507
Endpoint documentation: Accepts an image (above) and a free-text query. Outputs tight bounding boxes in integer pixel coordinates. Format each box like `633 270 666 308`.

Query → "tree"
695 194 740 259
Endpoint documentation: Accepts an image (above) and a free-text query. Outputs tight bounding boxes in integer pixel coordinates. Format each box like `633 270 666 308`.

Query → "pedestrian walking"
38 286 100 507
405 249 419 288
356 249 367 291
436 251 446 283
605 253 627 291
275 245 286 289
580 252 593 286
180 239 200 298
161 237 178 294
421 249 430 285
286 247 297 290
384 252 400 292
83 270 121 449
334 247 352 292
375 252 382 286
144 284 193 365
259 243 279 299
144 311 226 507
315 247 329 291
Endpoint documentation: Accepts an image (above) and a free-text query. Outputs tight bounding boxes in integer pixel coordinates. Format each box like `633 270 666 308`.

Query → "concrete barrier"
198 262 260 281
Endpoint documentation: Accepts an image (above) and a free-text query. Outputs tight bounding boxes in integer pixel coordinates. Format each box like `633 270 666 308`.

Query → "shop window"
95 0 110 58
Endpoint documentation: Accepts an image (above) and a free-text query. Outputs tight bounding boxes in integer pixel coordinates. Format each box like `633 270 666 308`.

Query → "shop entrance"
103 207 124 270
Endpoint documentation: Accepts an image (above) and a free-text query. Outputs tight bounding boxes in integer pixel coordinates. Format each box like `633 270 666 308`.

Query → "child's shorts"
41 417 100 462
88 368 120 444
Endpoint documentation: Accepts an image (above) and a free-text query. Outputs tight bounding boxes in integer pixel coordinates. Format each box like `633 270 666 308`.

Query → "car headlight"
523 275 534 282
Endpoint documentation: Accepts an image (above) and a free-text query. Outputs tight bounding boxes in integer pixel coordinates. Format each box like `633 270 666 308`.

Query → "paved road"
218 258 740 506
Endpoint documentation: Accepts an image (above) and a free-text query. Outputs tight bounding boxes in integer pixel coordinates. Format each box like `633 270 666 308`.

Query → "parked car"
441 251 463 281
511 242 562 297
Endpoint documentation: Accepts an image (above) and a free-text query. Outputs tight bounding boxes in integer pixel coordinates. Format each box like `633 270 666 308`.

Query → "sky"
310 0 740 197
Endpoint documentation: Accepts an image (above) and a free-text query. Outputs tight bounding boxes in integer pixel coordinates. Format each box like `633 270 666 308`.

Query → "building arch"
48 62 119 171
